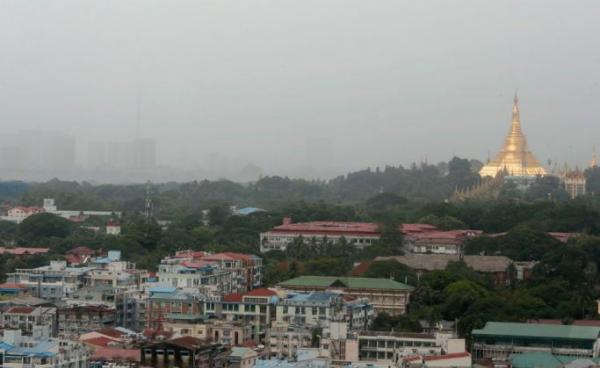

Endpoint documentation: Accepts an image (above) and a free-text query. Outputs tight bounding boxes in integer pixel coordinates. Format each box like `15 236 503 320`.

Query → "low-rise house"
375 254 534 285
405 230 482 255
2 206 44 223
229 346 259 368
141 336 229 368
0 329 89 368
471 322 600 360
106 219 121 235
277 276 413 316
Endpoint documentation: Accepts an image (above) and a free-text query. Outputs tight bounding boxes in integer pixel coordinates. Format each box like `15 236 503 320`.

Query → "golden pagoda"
479 93 547 178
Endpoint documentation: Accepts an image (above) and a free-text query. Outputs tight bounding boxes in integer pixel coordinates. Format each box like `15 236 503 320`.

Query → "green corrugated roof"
509 352 579 368
473 322 600 340
278 276 413 290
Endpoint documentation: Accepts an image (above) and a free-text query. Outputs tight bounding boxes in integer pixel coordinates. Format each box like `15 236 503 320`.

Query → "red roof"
173 250 207 259
6 306 34 314
265 221 438 237
96 328 126 339
0 247 50 255
423 352 471 361
69 246 96 255
0 283 27 290
91 348 141 362
169 336 206 349
223 293 244 302
350 261 372 276
83 336 114 347
245 288 277 297
180 260 213 269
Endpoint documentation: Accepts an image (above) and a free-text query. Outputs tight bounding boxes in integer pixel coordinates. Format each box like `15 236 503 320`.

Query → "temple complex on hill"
479 93 547 178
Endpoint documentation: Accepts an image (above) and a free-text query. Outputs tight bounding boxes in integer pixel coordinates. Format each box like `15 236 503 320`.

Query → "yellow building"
479 93 547 178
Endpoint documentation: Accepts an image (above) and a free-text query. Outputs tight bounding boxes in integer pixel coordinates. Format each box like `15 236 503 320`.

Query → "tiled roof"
424 352 471 361
91 347 141 362
82 336 114 347
376 254 513 273
473 322 600 340
278 276 413 291
245 288 277 297
169 336 206 349
223 293 244 302
68 246 95 255
6 306 35 314
96 328 126 339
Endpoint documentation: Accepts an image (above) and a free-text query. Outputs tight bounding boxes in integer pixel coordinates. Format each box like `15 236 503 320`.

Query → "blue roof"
5 340 57 357
254 359 295 368
0 342 14 350
235 207 266 215
283 292 337 305
510 352 580 368
149 286 177 293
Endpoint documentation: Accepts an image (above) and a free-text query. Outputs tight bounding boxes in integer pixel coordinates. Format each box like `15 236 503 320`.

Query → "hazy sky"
1 1 599 178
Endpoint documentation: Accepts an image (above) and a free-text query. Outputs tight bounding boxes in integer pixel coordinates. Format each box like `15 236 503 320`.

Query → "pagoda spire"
512 91 520 122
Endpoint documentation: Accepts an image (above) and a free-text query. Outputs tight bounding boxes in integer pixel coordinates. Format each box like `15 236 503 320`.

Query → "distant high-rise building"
133 138 156 169
87 142 107 168
0 130 75 173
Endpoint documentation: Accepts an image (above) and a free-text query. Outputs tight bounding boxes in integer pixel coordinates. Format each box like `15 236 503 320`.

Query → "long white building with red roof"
259 218 476 253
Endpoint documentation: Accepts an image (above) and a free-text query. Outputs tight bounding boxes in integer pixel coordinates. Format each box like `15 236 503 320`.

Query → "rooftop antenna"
144 181 153 222
135 75 142 140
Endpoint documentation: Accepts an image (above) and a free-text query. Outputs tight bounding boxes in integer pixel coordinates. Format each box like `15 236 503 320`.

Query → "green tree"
18 213 72 242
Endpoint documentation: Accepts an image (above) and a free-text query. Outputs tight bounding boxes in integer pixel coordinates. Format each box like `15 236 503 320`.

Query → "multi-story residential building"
276 292 341 328
1 306 57 338
259 219 438 252
277 276 413 316
158 250 263 294
205 288 278 341
141 336 229 368
86 251 147 289
157 256 234 295
145 286 204 330
471 322 600 360
201 252 263 291
275 292 373 330
58 305 116 336
0 329 89 368
267 322 314 359
355 331 445 362
6 261 95 300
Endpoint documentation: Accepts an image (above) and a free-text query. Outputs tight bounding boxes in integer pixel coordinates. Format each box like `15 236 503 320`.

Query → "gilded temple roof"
479 93 547 178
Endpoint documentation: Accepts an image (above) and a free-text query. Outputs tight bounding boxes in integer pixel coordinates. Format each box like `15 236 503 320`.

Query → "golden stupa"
479 93 547 178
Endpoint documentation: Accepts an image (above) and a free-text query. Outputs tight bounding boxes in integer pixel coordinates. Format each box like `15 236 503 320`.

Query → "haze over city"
1 0 599 182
